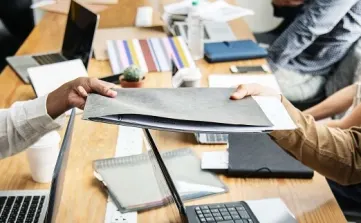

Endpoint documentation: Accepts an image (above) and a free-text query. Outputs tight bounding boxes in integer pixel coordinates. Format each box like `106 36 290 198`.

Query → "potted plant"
119 65 146 88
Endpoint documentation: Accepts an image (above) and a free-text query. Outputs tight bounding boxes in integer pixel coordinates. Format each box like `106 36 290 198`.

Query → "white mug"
26 131 61 183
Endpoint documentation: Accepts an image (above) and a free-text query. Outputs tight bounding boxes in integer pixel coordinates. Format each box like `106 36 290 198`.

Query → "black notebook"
227 133 314 178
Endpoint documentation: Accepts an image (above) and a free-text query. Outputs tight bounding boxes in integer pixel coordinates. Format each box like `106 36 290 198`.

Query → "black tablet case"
228 133 314 178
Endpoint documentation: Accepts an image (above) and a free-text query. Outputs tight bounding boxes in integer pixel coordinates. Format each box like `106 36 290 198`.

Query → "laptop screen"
61 0 98 68
45 109 76 223
143 129 186 222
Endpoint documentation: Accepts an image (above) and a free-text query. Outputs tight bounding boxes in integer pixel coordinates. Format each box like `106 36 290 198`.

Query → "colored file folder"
107 36 195 73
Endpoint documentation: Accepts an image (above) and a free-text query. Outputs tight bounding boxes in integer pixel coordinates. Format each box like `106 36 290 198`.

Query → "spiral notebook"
93 148 227 212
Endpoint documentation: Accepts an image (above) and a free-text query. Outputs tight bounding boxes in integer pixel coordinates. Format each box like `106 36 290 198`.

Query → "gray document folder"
83 88 272 133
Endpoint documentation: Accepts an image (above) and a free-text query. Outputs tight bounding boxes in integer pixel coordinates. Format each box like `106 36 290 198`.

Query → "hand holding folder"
82 88 296 133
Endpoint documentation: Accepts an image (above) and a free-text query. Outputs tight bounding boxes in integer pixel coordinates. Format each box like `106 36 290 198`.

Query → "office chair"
0 0 34 72
344 210 361 223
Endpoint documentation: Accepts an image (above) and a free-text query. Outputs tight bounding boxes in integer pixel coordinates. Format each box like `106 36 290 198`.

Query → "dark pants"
327 179 361 213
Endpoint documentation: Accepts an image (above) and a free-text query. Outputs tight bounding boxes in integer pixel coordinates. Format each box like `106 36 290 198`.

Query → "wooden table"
0 2 347 222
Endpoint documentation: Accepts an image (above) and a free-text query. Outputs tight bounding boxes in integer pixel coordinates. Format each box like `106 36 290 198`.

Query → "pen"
99 73 123 84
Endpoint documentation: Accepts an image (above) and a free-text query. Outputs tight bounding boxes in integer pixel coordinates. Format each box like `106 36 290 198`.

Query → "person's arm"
327 102 361 129
0 78 117 159
231 84 361 185
303 84 356 120
268 0 359 66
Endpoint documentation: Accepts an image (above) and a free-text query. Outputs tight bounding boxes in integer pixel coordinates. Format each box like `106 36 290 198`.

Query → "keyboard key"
203 210 211 214
220 208 228 212
248 220 253 223
225 203 241 208
238 211 250 219
197 210 202 215
217 220 234 223
236 207 245 211
205 217 215 221
200 205 209 210
211 209 220 213
199 218 206 222
227 207 236 211
204 213 212 218
229 211 238 215
224 216 233 220
208 204 225 209
221 212 230 216
232 215 241 220
195 207 201 211
212 213 221 217
0 197 7 210
234 220 243 223
214 216 224 221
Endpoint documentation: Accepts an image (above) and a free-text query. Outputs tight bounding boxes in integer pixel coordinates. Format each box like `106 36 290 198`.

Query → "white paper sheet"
253 96 296 130
208 74 281 93
28 59 88 97
201 151 229 170
164 0 253 22
176 180 226 194
199 1 254 22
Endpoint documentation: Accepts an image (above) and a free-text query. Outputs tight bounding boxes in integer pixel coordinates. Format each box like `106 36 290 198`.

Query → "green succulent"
123 65 145 82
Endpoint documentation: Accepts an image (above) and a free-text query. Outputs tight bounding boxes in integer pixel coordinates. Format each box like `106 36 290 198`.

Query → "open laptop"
0 109 76 223
173 21 236 43
6 0 99 84
143 129 298 223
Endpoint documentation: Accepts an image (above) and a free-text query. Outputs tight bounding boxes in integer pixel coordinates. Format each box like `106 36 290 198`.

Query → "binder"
227 133 314 178
93 148 228 212
204 40 268 63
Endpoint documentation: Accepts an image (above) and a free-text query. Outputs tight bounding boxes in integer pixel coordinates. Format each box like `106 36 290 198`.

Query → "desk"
0 4 347 223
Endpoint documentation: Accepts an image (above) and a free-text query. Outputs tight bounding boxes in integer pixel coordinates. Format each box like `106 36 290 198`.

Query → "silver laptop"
173 21 236 43
6 0 99 84
143 129 298 223
0 109 75 223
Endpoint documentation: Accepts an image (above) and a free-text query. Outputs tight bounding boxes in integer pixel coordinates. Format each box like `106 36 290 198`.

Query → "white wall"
237 0 283 33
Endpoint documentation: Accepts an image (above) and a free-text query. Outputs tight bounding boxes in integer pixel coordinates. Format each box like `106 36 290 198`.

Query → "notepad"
93 148 227 212
107 36 195 73
28 59 88 97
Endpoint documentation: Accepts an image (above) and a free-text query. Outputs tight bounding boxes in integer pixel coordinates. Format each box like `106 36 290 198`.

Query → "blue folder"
204 40 268 63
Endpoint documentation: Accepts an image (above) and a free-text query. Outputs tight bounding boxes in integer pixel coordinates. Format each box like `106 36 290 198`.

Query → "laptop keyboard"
206 134 228 143
0 195 46 222
196 133 228 144
33 53 66 65
195 202 255 223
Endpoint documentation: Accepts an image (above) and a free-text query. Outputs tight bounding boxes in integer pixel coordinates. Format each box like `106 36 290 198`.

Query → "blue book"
204 40 268 63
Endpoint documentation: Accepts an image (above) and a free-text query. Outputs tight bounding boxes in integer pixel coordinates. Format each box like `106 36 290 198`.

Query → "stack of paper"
107 36 195 73
208 74 282 93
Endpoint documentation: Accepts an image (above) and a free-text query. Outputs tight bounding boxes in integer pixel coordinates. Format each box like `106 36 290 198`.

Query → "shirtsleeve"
269 96 361 185
0 95 65 159
268 0 360 66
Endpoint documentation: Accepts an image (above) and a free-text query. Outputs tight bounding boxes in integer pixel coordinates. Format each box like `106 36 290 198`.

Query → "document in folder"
83 88 296 133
